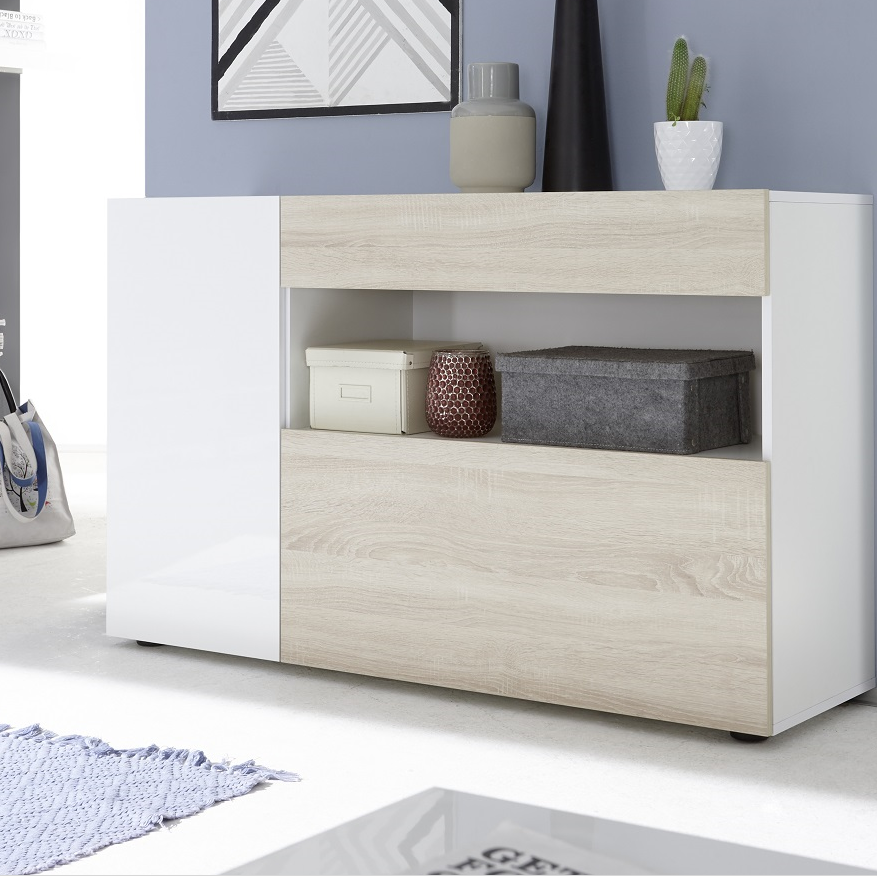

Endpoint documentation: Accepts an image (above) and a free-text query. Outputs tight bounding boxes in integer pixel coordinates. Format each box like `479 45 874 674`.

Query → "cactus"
665 37 710 124
666 37 689 123
681 55 708 121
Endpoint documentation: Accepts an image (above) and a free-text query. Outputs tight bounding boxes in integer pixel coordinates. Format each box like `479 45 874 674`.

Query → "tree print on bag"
3 441 38 513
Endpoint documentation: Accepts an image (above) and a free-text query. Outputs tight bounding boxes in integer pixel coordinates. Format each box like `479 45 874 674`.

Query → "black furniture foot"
730 731 769 743
135 640 164 647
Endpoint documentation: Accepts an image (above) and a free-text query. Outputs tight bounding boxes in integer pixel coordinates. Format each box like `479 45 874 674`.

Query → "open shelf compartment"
284 287 766 463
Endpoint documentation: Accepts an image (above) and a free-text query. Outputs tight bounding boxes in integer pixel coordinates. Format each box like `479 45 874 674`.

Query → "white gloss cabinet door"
107 197 281 660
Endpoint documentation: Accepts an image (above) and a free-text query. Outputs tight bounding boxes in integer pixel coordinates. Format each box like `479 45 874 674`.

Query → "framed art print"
213 0 462 120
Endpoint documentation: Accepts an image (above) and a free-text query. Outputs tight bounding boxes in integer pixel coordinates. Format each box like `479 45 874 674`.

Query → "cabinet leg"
730 731 769 743
135 641 164 648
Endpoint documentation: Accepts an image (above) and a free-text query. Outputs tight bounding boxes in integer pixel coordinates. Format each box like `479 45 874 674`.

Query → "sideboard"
107 190 875 738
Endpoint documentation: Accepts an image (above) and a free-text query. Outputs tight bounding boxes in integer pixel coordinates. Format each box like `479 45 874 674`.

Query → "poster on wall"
212 0 461 120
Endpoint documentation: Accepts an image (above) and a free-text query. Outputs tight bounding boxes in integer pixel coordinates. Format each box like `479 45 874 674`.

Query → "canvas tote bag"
0 370 75 548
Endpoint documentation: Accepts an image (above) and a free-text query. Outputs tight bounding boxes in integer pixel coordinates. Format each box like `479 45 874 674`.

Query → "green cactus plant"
665 37 709 125
682 55 708 121
666 37 689 123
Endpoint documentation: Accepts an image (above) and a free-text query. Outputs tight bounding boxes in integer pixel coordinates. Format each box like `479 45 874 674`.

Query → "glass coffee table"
225 788 871 875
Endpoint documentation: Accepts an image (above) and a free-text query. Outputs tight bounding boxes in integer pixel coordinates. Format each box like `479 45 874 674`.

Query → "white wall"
20 0 144 448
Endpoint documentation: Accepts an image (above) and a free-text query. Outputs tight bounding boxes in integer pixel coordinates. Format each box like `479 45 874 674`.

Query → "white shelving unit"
107 190 875 737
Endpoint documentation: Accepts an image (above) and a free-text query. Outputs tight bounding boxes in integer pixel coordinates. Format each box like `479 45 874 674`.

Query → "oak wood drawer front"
280 190 768 296
281 430 771 735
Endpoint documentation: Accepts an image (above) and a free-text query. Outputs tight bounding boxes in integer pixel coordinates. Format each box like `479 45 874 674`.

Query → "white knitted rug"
0 723 300 875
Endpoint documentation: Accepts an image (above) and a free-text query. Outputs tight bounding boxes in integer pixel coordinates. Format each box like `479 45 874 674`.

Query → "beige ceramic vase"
450 62 536 194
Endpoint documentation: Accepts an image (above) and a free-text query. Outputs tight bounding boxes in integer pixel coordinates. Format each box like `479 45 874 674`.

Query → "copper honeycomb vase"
426 349 497 438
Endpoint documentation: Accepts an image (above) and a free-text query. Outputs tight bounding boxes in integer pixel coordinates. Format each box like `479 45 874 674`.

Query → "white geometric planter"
654 121 723 190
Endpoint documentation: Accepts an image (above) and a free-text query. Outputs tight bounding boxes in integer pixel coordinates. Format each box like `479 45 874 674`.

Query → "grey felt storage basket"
495 346 756 455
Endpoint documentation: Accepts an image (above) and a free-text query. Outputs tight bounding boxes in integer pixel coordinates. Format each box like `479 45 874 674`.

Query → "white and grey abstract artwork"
213 0 461 119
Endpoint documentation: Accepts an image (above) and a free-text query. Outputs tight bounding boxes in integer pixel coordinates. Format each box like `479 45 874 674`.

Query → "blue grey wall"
599 0 877 195
146 0 554 196
146 0 877 199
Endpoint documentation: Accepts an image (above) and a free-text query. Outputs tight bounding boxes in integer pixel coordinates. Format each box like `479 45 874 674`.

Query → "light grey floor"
3 453 877 875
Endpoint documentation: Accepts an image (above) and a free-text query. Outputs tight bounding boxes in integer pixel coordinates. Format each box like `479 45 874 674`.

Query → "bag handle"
27 421 48 515
0 420 48 523
0 369 16 416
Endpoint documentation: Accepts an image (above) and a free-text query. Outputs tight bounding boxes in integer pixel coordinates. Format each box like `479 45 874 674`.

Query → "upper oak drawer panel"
280 190 769 296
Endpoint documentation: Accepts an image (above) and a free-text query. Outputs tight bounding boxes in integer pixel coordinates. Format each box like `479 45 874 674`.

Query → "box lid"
306 340 482 370
494 346 756 380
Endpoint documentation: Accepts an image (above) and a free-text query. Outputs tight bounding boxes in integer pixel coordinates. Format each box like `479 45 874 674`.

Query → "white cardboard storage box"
306 340 482 435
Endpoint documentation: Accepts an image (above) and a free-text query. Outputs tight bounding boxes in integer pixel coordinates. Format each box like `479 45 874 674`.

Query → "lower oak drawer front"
281 429 771 735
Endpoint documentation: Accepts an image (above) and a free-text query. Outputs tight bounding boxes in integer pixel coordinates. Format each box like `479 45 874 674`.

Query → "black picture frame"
212 0 462 121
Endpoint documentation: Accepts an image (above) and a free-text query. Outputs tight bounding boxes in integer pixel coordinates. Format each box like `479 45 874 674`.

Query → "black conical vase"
542 0 613 191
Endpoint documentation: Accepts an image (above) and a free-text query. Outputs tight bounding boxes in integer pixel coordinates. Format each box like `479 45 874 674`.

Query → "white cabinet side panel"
108 197 281 660
769 201 875 726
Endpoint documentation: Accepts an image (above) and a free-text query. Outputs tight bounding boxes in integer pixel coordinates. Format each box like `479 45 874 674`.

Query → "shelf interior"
285 287 765 461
